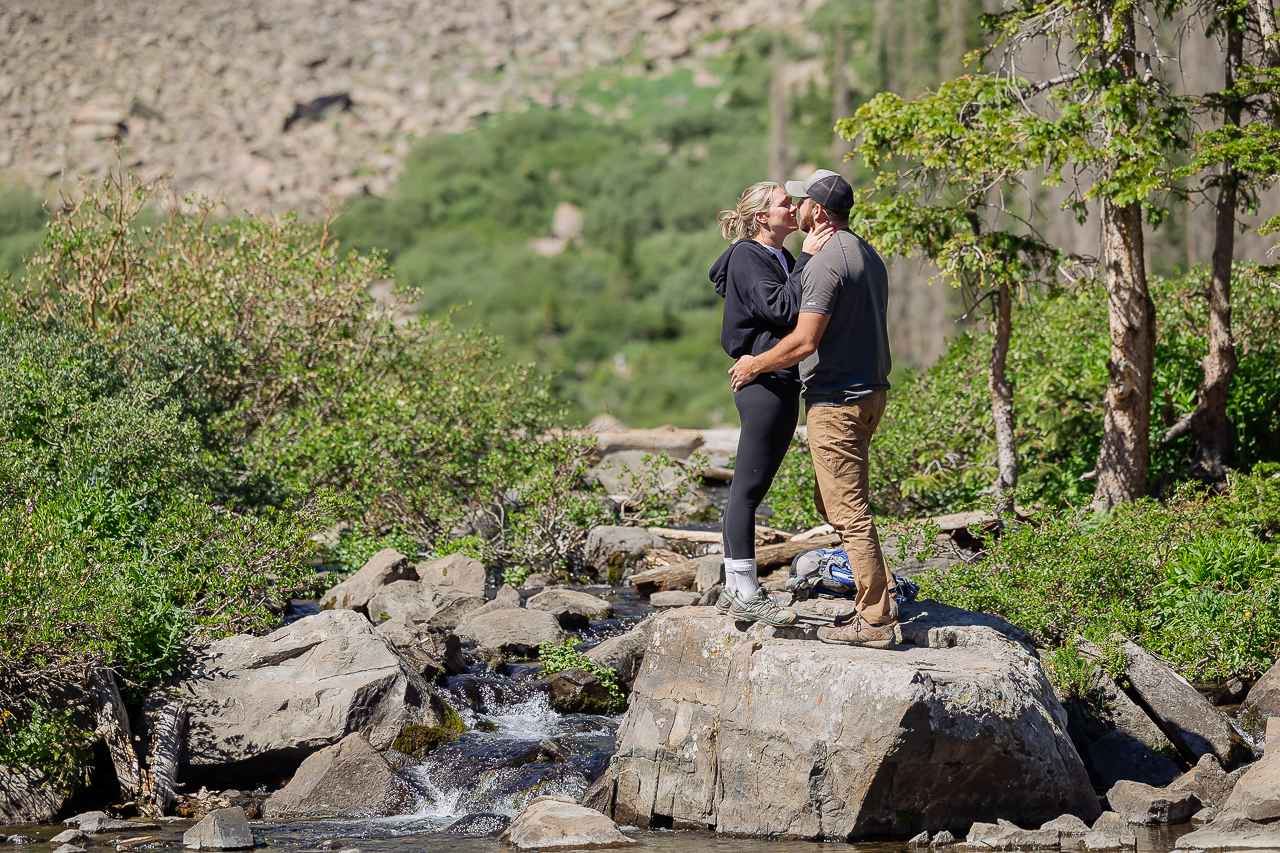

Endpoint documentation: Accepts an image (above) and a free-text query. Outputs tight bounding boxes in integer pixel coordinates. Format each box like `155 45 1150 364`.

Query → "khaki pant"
806 391 897 626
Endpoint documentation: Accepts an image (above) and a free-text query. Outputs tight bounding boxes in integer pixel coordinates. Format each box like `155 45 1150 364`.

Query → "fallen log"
148 702 187 816
90 667 142 802
630 533 839 596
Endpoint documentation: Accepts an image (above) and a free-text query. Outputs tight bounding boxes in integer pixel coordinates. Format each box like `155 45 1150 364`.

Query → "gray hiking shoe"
714 587 738 615
729 588 798 627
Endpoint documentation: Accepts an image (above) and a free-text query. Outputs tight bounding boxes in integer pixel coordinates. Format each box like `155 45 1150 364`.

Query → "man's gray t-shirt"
798 228 891 405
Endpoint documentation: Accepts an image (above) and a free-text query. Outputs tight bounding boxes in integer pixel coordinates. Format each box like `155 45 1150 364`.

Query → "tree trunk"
831 17 852 176
1189 26 1243 480
1256 0 1280 123
989 278 1017 512
1093 7 1156 510
768 30 790 183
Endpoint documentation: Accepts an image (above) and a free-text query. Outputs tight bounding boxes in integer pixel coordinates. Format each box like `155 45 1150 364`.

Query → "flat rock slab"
454 608 565 658
415 553 487 598
264 733 408 818
602 604 1098 839
649 590 700 607
148 609 442 786
1118 638 1251 767
183 808 253 850
1 766 66 824
1040 814 1090 835
320 548 416 614
1171 753 1246 811
525 588 612 619
367 580 438 624
960 821 1061 849
1175 812 1280 850
1222 750 1280 821
63 812 157 833
503 797 638 850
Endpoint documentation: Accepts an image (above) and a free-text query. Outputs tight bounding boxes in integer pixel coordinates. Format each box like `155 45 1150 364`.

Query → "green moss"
392 724 461 758
441 704 467 733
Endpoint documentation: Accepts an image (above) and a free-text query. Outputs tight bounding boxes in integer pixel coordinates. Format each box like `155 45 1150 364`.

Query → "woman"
708 182 831 627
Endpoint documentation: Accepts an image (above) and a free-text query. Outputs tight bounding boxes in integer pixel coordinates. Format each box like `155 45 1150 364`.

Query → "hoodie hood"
709 242 739 298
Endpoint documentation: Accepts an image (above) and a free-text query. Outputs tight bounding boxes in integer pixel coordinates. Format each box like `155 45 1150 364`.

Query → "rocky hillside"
0 0 821 215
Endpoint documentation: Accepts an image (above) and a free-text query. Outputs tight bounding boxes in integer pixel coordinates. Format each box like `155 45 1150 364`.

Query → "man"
727 169 897 648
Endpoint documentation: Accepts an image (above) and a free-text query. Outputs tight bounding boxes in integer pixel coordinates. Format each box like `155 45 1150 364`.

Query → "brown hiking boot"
816 616 899 648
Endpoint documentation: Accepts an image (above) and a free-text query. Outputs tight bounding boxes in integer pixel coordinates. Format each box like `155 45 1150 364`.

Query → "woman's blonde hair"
718 181 783 242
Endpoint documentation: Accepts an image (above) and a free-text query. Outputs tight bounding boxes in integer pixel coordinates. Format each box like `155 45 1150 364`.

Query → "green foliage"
329 526 421 575
918 468 1280 682
538 638 624 708
0 188 45 280
502 565 533 588
1044 641 1095 700
0 703 95 794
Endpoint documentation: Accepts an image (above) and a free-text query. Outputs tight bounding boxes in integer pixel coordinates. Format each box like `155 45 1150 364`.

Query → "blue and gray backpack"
785 548 919 603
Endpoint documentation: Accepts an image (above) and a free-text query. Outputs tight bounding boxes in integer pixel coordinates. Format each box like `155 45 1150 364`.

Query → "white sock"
724 558 760 597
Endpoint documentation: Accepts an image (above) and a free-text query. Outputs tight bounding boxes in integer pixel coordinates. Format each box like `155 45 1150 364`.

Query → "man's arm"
727 312 831 391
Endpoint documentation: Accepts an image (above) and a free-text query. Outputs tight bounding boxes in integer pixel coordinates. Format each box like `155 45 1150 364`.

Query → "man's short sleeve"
800 254 842 314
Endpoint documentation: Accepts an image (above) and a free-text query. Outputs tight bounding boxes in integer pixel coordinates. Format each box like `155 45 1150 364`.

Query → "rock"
1241 654 1280 718
585 619 652 686
442 813 511 837
264 733 410 818
453 598 523 632
502 797 638 850
1170 753 1246 810
605 603 1099 838
694 555 724 593
522 573 556 589
1084 731 1183 788
583 525 668 581
494 584 522 607
0 766 65 824
1211 677 1248 706
6 837 34 845
932 830 956 846
426 594 487 631
1222 748 1280 821
182 808 254 850
1191 807 1217 823
593 426 705 459
454 608 566 658
416 553 488 598
909 831 931 846
1115 637 1252 767
319 549 416 614
366 580 438 624
146 609 444 786
536 668 617 714
526 589 612 620
961 822 1060 849
376 617 466 676
590 451 685 500
1040 814 1090 835
1082 812 1136 850
1059 657 1175 757
51 831 89 846
1174 810 1280 850
582 772 615 814
54 846 86 853
649 590 701 607
64 812 157 833
1105 780 1195 825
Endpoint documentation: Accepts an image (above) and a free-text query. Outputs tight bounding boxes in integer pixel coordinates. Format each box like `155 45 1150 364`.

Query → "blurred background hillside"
1 0 1276 426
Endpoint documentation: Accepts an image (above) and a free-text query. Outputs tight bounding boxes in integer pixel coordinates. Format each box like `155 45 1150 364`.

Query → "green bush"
917 468 1280 682
538 638 623 708
329 525 421 574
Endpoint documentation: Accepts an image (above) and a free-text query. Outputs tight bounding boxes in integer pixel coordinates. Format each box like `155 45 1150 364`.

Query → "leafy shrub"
1044 641 1095 700
329 525 421 575
917 469 1280 681
538 638 623 708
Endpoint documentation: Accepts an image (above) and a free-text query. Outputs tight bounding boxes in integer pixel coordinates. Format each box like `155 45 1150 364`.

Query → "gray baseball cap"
785 169 853 216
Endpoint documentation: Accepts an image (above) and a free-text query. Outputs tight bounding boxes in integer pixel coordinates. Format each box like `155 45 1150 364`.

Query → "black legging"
723 373 801 560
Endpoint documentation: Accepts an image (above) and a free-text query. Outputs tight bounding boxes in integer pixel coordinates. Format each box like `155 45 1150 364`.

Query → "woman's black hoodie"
709 239 812 382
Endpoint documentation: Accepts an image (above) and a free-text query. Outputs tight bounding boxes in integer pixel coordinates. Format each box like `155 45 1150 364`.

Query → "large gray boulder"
1175 810 1280 850
1170 753 1247 811
585 619 652 686
182 807 254 850
596 601 1099 839
502 796 637 850
1115 638 1252 767
1241 655 1280 718
147 609 445 786
425 594 488 631
583 525 667 581
319 548 416 614
1222 749 1280 821
961 821 1060 849
1082 811 1136 850
366 579 438 624
264 733 410 818
454 608 566 658
416 552 488 598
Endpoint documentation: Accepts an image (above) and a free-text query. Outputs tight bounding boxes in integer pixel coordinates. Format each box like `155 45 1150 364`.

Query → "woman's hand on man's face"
801 219 834 255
